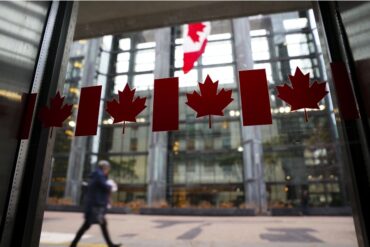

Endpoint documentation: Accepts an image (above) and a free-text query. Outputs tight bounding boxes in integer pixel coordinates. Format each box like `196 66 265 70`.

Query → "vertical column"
233 17 267 213
64 38 101 204
146 27 172 206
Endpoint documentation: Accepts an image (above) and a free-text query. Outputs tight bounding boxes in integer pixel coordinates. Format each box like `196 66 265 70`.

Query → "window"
112 30 156 94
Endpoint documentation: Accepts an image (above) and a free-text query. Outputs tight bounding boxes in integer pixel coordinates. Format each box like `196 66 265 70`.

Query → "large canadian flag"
183 22 211 74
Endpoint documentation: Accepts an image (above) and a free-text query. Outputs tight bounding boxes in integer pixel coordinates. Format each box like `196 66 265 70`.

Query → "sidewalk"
40 211 358 247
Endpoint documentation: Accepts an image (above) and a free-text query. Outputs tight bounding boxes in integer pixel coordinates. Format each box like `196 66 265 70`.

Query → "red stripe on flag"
239 69 272 126
330 62 359 120
152 77 179 131
20 93 37 139
75 86 102 136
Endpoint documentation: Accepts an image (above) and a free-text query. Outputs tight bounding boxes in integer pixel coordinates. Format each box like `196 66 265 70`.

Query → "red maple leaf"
276 67 328 122
186 75 233 128
188 23 206 42
106 84 147 133
39 92 72 127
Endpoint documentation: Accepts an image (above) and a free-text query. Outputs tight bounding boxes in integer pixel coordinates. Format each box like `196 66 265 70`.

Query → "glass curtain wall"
168 20 245 209
252 10 346 208
96 31 156 207
49 41 87 204
49 9 349 211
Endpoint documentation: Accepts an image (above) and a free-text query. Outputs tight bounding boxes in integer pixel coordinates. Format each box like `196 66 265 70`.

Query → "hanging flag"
75 86 102 136
239 69 272 126
183 22 211 74
152 77 179 131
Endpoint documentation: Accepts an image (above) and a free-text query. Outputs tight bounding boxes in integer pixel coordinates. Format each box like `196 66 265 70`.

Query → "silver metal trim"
0 2 60 246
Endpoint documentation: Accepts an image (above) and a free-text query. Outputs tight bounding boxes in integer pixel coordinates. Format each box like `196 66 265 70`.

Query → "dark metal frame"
314 2 370 247
0 2 54 245
1 2 77 247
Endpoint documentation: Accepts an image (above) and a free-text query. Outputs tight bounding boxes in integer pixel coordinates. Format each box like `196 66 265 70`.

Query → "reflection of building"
49 9 349 212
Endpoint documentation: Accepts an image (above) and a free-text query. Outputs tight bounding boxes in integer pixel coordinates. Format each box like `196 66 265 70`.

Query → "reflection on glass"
136 42 155 49
202 41 233 65
202 66 235 84
114 75 128 92
207 33 232 41
175 69 198 88
108 155 147 184
254 63 273 83
283 18 308 30
116 60 129 73
49 10 352 214
134 49 155 72
133 73 154 90
251 37 270 61
286 34 310 56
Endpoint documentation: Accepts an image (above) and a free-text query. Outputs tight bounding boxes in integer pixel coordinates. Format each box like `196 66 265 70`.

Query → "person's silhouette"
70 160 120 247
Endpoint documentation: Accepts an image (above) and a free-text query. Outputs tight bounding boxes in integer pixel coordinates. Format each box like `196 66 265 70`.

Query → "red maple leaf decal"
188 23 206 42
276 67 328 122
186 75 233 128
39 92 72 127
106 84 146 133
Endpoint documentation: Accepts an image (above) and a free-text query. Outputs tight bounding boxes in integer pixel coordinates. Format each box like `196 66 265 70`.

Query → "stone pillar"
232 18 267 213
146 28 171 206
64 38 101 204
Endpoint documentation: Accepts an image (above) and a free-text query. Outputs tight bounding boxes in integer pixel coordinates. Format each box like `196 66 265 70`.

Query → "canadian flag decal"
183 22 211 74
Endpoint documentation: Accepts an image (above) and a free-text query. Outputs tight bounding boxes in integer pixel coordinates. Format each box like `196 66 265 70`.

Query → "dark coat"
84 168 111 213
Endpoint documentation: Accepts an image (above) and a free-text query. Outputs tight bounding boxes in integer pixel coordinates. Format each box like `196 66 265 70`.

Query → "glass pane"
109 155 147 184
134 49 155 72
202 41 233 65
42 7 362 247
133 73 154 90
175 69 198 88
114 75 128 92
251 37 270 61
286 34 310 56
119 38 131 50
117 52 130 62
202 66 235 84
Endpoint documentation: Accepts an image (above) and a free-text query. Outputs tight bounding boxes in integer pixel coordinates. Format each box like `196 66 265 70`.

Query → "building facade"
48 9 349 212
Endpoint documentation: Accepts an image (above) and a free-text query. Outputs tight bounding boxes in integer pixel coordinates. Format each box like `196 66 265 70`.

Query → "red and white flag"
183 22 211 74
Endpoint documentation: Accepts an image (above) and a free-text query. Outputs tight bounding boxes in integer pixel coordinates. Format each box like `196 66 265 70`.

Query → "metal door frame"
314 2 370 247
0 2 78 247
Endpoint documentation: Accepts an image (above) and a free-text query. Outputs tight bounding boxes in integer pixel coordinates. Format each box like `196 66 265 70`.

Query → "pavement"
40 211 359 247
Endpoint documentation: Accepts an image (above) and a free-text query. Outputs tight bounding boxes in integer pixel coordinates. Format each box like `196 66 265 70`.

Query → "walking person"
70 160 121 247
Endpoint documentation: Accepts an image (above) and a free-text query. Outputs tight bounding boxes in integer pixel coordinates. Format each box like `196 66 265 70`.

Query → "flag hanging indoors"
183 22 211 74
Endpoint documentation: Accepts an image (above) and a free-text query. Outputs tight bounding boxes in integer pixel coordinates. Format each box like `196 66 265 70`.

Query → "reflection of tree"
261 117 345 207
218 153 242 167
304 122 337 171
305 125 331 144
263 137 280 181
108 159 138 181
218 153 243 178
